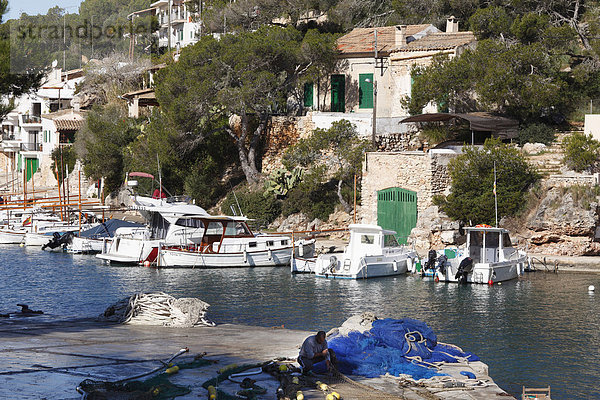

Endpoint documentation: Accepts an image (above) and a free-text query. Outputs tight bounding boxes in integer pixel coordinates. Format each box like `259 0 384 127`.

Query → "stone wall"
261 115 314 175
359 150 459 253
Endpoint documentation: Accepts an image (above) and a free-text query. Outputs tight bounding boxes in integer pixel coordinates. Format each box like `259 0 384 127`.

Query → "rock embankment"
524 184 600 256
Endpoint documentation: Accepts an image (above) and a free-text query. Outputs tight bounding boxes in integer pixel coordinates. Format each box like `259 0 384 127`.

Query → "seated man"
298 330 337 374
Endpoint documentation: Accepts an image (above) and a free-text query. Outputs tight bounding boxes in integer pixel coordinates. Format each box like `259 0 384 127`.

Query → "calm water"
1 245 599 399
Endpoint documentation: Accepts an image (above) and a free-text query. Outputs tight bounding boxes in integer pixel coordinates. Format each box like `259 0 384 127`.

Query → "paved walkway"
0 318 514 399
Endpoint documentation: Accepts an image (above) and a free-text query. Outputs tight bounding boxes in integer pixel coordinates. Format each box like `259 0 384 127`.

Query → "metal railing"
21 115 42 124
20 142 42 152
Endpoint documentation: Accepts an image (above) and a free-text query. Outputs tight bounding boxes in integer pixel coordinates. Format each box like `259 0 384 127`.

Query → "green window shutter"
359 73 373 109
303 82 314 108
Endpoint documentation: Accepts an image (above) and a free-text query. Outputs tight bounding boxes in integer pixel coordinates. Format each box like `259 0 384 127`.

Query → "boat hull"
68 237 107 254
96 237 160 264
315 252 415 279
435 257 527 283
158 246 292 268
0 229 26 244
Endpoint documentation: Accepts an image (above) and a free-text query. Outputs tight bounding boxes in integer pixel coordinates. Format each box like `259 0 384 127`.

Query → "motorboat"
96 196 209 264
67 219 144 254
157 215 314 268
422 226 527 284
304 224 418 279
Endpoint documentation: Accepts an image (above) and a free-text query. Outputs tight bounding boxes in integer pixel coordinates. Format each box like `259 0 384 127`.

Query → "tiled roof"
395 32 476 52
54 118 84 132
337 25 434 55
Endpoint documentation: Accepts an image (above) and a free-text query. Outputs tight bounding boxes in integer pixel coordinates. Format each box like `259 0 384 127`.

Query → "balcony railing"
1 133 16 141
22 115 42 124
21 143 42 152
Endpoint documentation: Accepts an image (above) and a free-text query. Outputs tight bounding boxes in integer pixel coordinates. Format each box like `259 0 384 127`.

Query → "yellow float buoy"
279 364 288 372
318 383 328 391
208 385 217 399
296 390 304 400
326 394 335 400
165 365 179 374
292 377 299 384
218 363 237 374
331 391 341 399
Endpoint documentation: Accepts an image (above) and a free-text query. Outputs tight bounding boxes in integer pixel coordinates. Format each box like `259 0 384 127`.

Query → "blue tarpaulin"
328 318 479 380
80 219 143 239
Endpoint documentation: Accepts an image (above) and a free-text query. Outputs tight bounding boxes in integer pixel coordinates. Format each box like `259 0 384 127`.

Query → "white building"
152 0 201 51
0 67 85 188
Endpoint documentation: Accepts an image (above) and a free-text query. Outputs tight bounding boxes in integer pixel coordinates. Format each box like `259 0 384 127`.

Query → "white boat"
96 197 209 264
424 226 527 284
0 226 28 244
157 215 311 268
306 224 418 279
67 219 144 254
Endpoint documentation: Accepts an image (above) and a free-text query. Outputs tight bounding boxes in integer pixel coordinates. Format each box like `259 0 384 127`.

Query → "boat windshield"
224 221 251 236
150 212 170 239
485 231 500 248
175 218 204 228
502 233 512 247
384 234 400 247
468 231 483 263
205 222 224 236
361 234 375 244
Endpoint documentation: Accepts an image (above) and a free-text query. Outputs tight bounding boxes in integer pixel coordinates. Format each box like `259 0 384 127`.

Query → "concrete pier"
0 318 515 399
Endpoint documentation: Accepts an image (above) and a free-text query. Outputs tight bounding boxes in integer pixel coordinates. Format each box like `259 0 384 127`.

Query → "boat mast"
493 161 498 227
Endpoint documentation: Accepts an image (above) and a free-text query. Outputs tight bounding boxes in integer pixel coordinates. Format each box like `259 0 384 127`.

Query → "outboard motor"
454 257 473 284
42 232 74 251
424 249 437 272
436 254 448 275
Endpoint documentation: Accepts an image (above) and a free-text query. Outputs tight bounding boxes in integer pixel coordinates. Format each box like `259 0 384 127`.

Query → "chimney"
446 16 458 33
395 25 407 47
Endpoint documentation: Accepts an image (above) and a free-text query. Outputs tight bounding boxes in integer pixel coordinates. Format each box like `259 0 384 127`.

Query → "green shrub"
436 138 539 225
220 190 281 224
518 123 555 145
562 132 600 172
281 167 337 221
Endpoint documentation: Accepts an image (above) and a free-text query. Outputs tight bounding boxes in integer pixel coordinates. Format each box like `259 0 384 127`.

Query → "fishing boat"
304 224 418 279
96 197 209 264
157 215 313 268
422 226 527 284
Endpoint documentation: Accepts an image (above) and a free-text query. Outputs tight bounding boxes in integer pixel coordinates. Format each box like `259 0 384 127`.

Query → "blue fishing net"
328 318 479 380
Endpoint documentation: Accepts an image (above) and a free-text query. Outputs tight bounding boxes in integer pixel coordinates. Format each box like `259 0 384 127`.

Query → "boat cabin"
346 224 400 258
465 226 513 264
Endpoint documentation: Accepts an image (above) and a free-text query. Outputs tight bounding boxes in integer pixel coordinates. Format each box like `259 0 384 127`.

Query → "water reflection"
1 246 599 398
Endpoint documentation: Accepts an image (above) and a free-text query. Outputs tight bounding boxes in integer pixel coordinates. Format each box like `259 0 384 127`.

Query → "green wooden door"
25 158 39 182
303 82 314 108
377 187 418 244
331 74 345 112
359 73 373 109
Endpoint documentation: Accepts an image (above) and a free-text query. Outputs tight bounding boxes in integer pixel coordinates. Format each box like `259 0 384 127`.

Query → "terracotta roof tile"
54 119 84 132
395 32 476 52
337 25 434 55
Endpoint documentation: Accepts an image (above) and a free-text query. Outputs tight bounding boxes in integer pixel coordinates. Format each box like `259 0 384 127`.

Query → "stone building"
359 149 459 252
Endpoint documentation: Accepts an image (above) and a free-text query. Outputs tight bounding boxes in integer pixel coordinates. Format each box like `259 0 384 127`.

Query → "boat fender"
243 250 248 263
298 242 304 257
406 257 412 273
268 248 272 260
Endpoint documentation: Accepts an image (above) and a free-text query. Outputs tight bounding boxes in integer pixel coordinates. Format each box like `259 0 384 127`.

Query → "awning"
401 112 519 139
